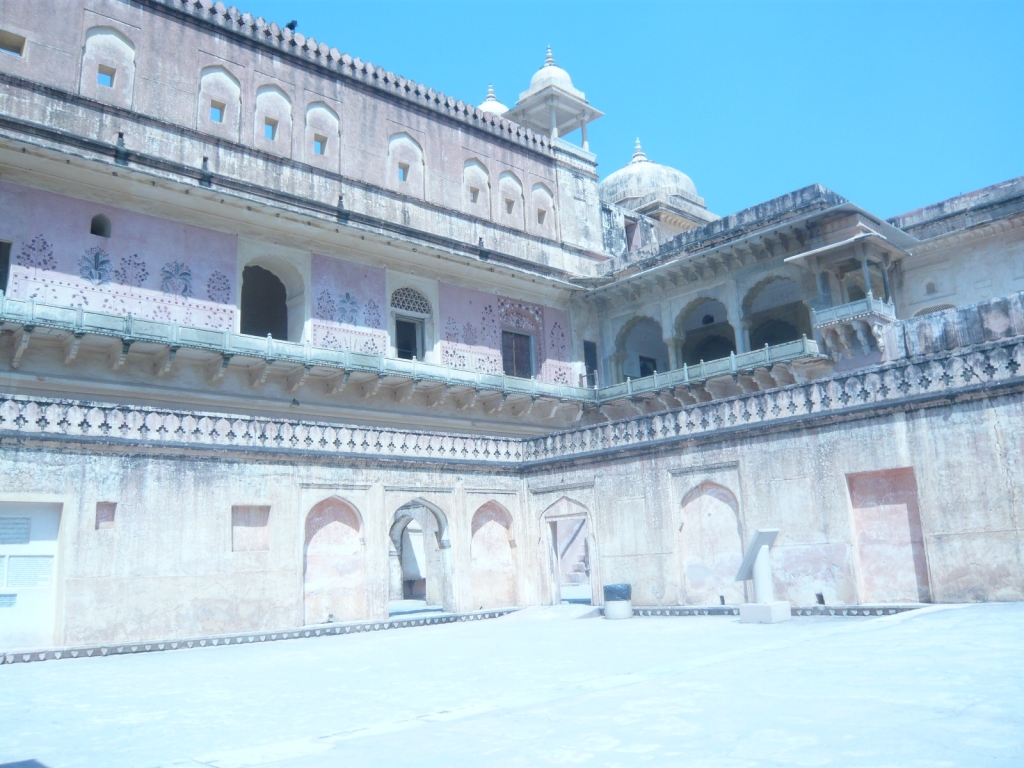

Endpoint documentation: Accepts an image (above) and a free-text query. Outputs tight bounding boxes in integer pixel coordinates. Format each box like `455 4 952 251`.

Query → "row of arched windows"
613 276 815 381
76 27 556 238
462 157 555 235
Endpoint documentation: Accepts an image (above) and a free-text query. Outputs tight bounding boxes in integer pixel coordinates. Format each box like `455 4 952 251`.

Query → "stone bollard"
603 583 632 619
735 529 791 624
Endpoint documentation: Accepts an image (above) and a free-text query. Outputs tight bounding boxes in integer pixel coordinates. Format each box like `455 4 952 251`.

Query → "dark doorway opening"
0 242 10 294
502 331 533 378
639 355 657 378
240 265 288 340
395 317 421 360
583 340 598 387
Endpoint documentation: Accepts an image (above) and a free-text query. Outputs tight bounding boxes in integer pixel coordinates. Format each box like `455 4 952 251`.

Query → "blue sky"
241 0 1023 219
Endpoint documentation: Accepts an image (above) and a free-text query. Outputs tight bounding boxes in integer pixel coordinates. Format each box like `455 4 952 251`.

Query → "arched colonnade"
610 275 815 383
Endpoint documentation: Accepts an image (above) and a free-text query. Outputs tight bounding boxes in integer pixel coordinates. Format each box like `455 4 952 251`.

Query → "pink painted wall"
303 498 367 623
847 468 931 603
470 502 517 610
439 282 503 373
0 182 238 330
310 253 387 354
438 282 572 383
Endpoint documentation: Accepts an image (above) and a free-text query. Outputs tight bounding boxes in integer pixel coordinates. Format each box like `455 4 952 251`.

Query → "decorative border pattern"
1 338 1022 467
522 337 1024 462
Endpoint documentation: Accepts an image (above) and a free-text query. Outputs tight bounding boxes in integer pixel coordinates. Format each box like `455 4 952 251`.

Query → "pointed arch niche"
388 133 425 198
678 481 745 605
388 498 454 611
613 315 670 383
540 496 599 605
470 501 517 610
303 496 367 624
80 27 136 108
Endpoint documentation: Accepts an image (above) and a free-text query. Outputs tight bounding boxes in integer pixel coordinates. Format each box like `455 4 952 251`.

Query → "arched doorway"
743 277 811 349
679 482 744 605
614 316 670 382
303 497 366 624
240 264 288 340
388 500 453 614
541 496 596 604
677 297 737 366
470 502 517 610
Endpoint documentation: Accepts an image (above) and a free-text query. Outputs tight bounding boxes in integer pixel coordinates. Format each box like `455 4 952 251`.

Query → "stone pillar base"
739 601 791 624
603 599 632 619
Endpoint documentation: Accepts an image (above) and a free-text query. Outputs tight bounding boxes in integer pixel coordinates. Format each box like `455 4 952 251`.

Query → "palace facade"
1 0 1022 650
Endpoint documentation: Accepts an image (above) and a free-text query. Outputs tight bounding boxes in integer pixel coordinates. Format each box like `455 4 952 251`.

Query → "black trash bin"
603 583 632 619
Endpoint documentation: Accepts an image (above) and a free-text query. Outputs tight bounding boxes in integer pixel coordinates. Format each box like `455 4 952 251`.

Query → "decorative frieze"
2 336 1021 467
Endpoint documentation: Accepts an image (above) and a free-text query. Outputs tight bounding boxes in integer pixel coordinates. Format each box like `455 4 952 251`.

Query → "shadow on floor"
388 599 443 617
1 761 52 768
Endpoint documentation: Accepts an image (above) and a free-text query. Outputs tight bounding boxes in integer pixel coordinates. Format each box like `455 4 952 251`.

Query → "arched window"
240 265 288 340
531 183 555 237
614 316 669 382
305 102 340 167
498 172 525 229
913 304 956 317
463 159 490 217
90 214 111 238
254 85 292 153
198 66 241 140
390 287 431 360
390 287 431 315
80 27 135 107
743 277 811 349
387 133 424 198
677 297 736 366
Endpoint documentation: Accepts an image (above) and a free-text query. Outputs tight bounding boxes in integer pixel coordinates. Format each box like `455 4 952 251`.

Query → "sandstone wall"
1 369 1020 648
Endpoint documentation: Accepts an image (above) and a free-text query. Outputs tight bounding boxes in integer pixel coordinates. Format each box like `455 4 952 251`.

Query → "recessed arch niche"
470 501 517 610
678 481 745 605
303 496 366 624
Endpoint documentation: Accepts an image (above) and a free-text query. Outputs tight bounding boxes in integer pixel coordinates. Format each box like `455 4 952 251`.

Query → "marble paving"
1 603 1021 767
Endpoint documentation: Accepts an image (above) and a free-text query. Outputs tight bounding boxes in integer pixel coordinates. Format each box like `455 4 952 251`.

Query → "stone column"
727 282 748 354
667 342 679 372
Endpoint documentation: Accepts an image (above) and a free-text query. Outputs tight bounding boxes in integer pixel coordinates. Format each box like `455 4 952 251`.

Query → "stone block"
739 601 791 624
603 599 632 620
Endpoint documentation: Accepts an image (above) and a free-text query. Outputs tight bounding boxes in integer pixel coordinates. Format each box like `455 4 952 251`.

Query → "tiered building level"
1 0 1022 651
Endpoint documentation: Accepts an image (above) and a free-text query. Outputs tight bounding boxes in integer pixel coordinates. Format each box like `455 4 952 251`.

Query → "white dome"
477 84 508 115
523 47 583 99
599 139 700 205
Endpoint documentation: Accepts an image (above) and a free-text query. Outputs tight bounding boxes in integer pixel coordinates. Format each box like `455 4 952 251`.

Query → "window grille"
390 287 430 315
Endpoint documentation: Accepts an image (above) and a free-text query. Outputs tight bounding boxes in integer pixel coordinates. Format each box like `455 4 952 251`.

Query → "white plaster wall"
1 383 1021 648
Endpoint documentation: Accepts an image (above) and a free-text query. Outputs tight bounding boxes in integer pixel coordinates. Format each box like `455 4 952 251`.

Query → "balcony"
1 293 830 416
812 293 896 362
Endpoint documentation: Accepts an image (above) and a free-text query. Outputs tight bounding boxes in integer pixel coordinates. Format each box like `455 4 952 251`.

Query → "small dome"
531 46 573 89
478 84 508 115
599 139 700 205
524 47 583 99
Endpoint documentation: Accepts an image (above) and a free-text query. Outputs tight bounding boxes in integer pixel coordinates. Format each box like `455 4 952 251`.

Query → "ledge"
1 607 520 664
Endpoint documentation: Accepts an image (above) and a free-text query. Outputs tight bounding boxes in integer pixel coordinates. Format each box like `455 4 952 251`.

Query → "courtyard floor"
1 602 1022 767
